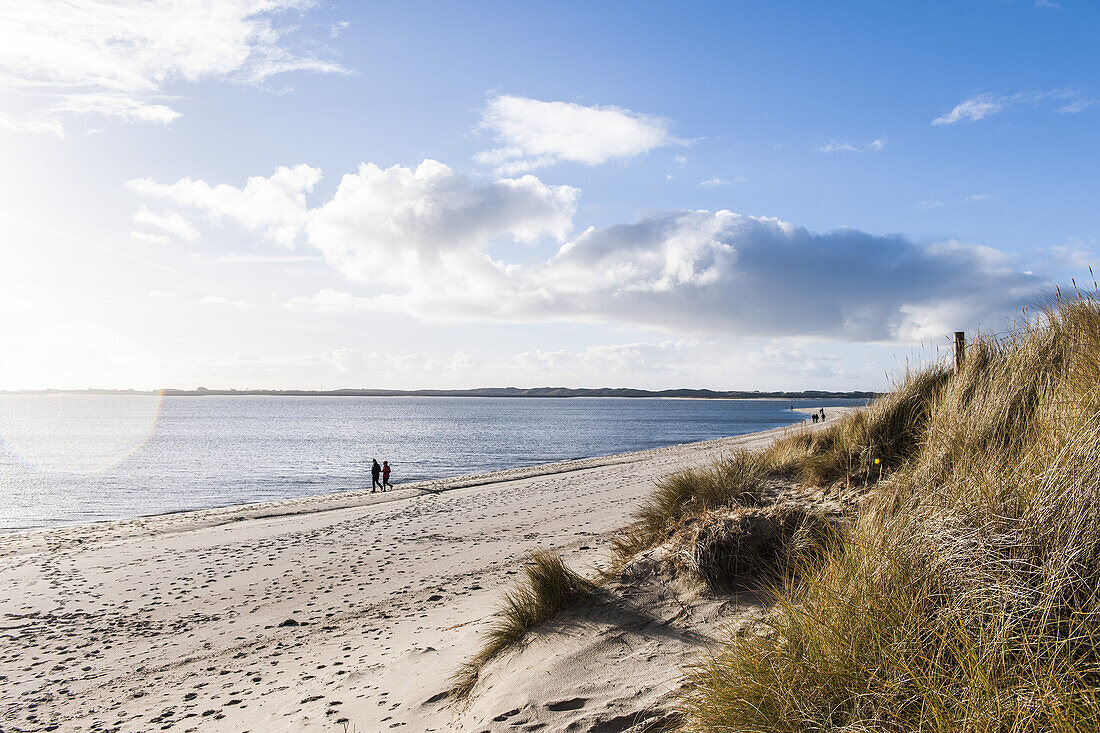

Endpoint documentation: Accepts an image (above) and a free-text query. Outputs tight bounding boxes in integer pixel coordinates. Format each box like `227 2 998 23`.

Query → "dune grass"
610 451 776 563
451 549 595 699
675 503 840 592
676 297 1100 732
610 365 951 572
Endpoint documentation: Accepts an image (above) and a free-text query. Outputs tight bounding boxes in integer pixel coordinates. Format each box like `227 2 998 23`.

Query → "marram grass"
610 451 774 564
450 549 594 699
678 297 1100 732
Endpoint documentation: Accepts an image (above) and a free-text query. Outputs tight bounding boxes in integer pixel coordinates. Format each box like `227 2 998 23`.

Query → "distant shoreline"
0 386 877 400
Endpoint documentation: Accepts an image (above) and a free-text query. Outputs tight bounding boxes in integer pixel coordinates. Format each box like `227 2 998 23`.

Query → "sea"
0 394 869 533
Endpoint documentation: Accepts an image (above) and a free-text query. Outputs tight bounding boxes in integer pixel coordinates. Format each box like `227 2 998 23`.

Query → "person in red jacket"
382 460 393 490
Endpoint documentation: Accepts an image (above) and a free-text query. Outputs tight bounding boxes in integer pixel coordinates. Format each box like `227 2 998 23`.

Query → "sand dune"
0 409 849 732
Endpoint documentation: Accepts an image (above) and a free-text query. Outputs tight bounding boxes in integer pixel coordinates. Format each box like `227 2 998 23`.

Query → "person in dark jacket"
371 459 382 492
382 460 393 490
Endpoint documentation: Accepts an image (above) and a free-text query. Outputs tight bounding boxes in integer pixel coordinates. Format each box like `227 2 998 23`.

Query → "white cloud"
133 161 1048 344
134 158 578 289
698 175 746 187
218 253 323 264
132 207 200 242
128 164 321 246
474 95 680 173
1057 95 1095 114
1035 239 1096 273
303 207 1045 343
130 230 169 245
933 94 1004 125
933 89 1094 125
304 160 578 281
913 192 996 211
502 213 1044 342
196 295 250 309
0 0 346 136
286 289 374 313
1036 0 1061 9
817 137 887 153
0 112 64 136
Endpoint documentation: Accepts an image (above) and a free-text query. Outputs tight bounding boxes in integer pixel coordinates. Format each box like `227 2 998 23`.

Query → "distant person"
820 408 826 422
812 412 819 423
371 458 382 492
382 460 393 490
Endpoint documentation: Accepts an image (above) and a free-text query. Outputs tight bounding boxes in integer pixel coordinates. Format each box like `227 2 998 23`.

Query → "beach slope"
0 409 848 732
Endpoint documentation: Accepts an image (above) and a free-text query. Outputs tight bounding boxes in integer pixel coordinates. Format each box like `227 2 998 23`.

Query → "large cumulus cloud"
305 159 579 282
516 211 1044 341
131 160 1049 343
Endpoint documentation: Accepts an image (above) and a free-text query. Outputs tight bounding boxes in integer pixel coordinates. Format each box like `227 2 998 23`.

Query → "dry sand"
0 407 851 732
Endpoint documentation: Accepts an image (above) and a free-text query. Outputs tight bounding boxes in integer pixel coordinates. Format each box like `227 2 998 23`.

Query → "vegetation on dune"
670 503 839 592
452 297 1100 730
676 297 1100 732
610 367 951 577
792 364 950 487
609 453 775 563
451 549 595 699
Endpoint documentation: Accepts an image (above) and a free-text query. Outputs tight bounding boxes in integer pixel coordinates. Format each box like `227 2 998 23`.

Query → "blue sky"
0 0 1096 391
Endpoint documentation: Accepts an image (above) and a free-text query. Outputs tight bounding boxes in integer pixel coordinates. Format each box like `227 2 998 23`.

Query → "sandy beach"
0 409 847 732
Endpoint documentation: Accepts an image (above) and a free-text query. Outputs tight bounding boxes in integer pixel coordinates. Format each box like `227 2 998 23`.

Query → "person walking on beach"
371 458 382 492
382 460 393 490
812 412 819 423
819 408 826 422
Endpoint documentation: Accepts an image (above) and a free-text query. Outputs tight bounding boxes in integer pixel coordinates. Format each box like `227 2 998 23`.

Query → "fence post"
954 331 966 372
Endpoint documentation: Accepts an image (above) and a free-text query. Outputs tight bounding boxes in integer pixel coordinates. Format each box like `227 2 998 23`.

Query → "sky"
0 0 1097 392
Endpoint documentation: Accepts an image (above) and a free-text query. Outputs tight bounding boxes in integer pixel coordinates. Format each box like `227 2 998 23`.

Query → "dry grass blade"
450 549 594 699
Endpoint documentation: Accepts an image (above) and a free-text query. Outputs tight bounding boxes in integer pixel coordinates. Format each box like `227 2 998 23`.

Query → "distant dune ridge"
4 386 877 399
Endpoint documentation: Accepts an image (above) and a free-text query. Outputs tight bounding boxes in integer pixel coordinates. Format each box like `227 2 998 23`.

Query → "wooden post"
954 331 966 372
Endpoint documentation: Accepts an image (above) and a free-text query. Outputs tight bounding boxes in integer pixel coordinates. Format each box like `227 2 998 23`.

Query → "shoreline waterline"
0 412 846 551
0 405 856 731
1 395 868 535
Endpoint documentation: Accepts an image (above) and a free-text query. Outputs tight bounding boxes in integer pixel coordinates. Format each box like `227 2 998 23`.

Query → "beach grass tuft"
676 295 1100 731
672 503 839 592
611 452 775 564
451 549 595 699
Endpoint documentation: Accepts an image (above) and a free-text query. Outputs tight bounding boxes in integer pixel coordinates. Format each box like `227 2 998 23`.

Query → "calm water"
0 395 867 532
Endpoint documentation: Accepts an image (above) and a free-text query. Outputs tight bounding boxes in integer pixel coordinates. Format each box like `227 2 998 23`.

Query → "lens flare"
0 323 167 473
0 393 164 474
